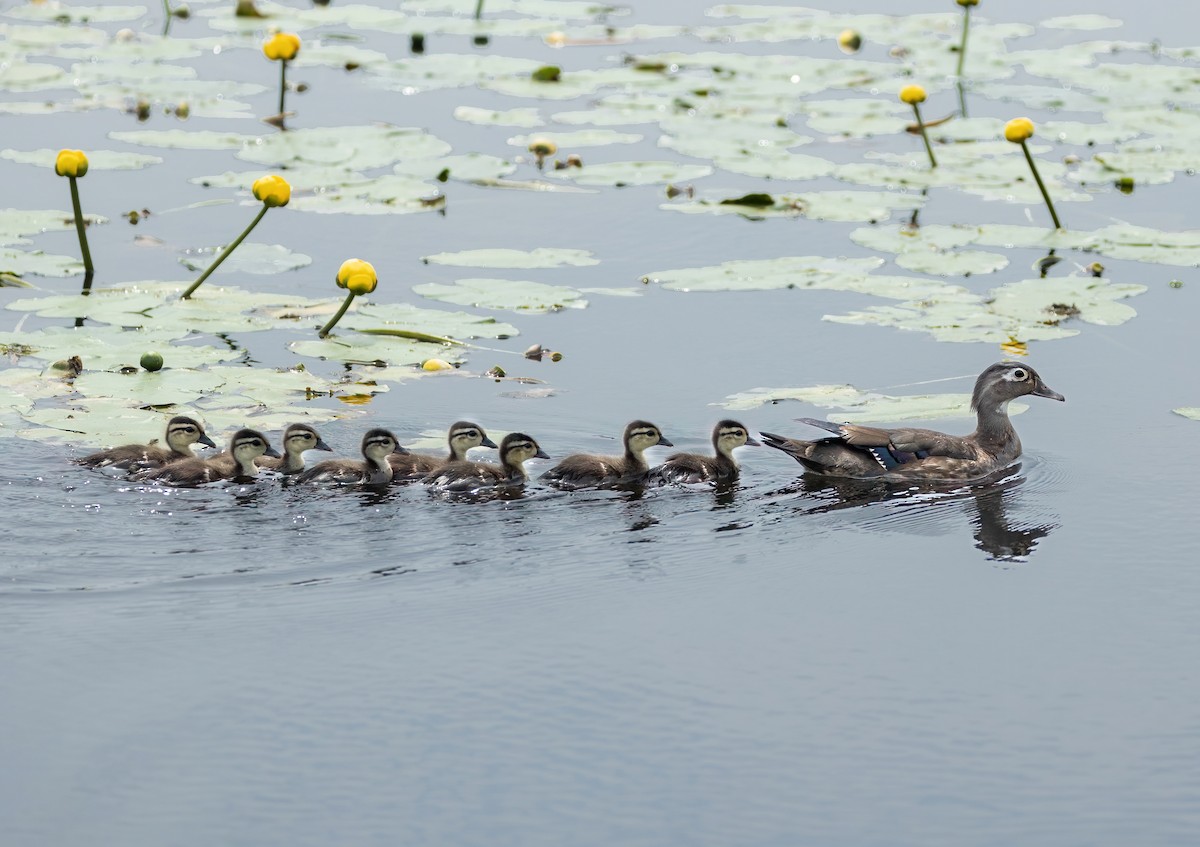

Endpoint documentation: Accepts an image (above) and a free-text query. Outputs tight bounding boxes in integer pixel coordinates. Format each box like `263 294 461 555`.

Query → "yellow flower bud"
336 258 378 296
957 0 979 6
1004 117 1035 143
251 174 291 207
899 84 927 105
422 358 453 372
527 138 557 158
262 32 301 62
837 29 862 54
54 149 89 178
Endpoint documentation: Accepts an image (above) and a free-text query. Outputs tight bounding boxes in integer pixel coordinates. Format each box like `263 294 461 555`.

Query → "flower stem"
318 291 357 338
911 104 937 169
278 60 288 116
474 0 484 20
955 6 971 82
68 176 94 278
161 0 173 35
1020 140 1063 230
181 205 269 299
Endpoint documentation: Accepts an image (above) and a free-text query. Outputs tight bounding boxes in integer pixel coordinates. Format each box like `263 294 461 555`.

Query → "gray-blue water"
3 1 1200 844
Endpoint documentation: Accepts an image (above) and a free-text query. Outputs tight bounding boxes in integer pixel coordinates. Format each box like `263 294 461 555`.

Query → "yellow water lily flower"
837 29 862 53
251 174 291 207
54 149 89 178
336 258 378 295
262 32 301 62
899 84 927 105
1004 117 1035 143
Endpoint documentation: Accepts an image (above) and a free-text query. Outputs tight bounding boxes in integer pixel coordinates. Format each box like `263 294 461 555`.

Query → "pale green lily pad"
290 334 464 368
234 125 452 169
413 278 587 313
108 129 257 150
421 248 598 269
721 383 1029 421
895 250 1010 277
349 302 519 340
18 404 200 448
547 161 714 187
72 369 219 408
825 276 1146 344
0 247 85 278
286 175 443 215
665 190 925 222
508 130 643 148
0 324 242 371
1173 408 1200 421
394 154 516 183
643 256 885 293
179 242 312 275
0 208 107 248
454 106 544 128
4 4 147 23
850 225 981 254
1042 15 1122 31
0 148 162 170
192 168 374 192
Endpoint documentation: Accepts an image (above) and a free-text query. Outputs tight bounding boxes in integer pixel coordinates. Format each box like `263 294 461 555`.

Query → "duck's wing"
760 432 886 476
798 418 976 459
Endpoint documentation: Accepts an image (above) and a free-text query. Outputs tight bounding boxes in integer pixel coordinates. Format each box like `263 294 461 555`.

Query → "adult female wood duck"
649 420 759 484
135 429 279 486
423 432 548 491
759 361 1065 480
294 428 407 485
207 422 333 476
387 420 498 481
78 415 216 470
541 420 673 489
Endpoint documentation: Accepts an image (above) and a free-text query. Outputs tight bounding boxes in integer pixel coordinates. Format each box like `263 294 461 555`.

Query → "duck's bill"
1032 384 1066 402
744 436 762 447
535 448 551 459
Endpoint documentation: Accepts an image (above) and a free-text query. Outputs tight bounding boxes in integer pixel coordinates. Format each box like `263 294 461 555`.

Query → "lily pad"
0 148 162 170
547 161 714 187
721 383 1030 421
421 248 598 269
178 242 313 275
413 278 587 313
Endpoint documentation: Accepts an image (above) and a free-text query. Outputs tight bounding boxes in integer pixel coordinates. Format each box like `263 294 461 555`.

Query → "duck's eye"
1011 368 1028 381
183 427 196 434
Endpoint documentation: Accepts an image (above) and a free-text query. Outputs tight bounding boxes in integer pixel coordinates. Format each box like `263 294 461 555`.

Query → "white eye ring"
1012 368 1028 381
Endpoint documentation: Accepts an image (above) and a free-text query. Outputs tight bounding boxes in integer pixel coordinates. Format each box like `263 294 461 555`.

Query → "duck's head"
624 420 673 453
166 415 217 450
972 362 1065 412
449 421 498 457
229 428 280 461
713 420 760 456
282 423 333 457
361 428 408 461
499 432 550 467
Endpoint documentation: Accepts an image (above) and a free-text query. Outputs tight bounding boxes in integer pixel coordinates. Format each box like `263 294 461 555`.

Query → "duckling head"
282 423 333 457
713 420 760 457
449 421 498 457
361 428 408 461
625 420 673 454
230 428 280 461
166 415 217 452
499 432 550 468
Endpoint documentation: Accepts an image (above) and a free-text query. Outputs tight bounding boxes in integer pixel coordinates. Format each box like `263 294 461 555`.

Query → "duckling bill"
760 361 1064 480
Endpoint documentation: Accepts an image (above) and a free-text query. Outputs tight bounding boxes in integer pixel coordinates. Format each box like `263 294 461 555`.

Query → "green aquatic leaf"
541 160 712 187
421 248 599 269
0 324 242 371
108 128 257 151
508 129 643 148
413 278 587 313
72 368 221 408
643 256 886 292
1041 15 1123 31
0 208 107 248
0 148 162 170
4 4 147 23
0 248 85 278
178 242 313 276
665 189 925 222
721 383 1030 421
453 106 544 128
1173 408 1200 421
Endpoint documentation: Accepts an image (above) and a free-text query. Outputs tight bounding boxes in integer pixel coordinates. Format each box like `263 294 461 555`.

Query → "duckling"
649 420 759 484
387 420 498 481
423 432 549 491
759 361 1065 480
294 428 407 485
78 415 216 469
207 422 333 476
541 420 673 489
136 428 280 486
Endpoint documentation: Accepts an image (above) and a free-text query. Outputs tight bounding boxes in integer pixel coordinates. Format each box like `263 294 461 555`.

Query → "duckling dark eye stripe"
630 429 656 438
366 437 392 447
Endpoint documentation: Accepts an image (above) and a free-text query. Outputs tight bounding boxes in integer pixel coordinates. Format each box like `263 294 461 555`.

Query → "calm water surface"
3 1 1200 845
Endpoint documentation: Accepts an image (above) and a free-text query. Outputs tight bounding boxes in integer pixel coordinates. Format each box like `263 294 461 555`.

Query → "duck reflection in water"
784 465 1058 563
